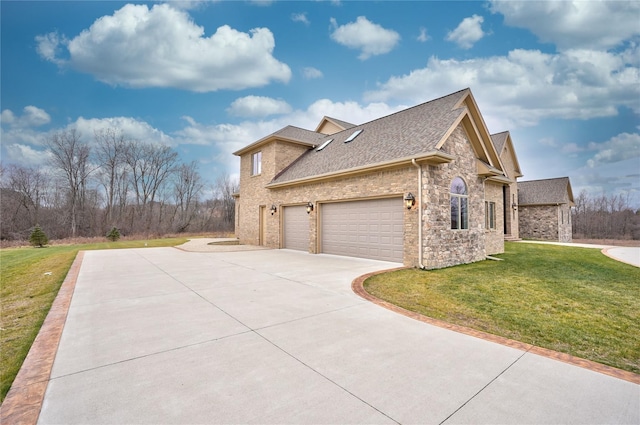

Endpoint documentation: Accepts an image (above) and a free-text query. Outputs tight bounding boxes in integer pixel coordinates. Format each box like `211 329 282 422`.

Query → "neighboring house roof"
233 125 326 156
518 177 575 206
268 88 503 186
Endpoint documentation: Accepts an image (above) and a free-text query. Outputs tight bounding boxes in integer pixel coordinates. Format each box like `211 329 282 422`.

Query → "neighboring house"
233 88 529 269
518 177 575 243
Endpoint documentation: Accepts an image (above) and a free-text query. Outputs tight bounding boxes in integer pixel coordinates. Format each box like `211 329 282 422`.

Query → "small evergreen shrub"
29 225 49 248
106 227 121 242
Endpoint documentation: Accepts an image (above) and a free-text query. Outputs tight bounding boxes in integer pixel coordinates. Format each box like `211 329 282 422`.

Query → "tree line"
1 128 237 241
572 190 640 240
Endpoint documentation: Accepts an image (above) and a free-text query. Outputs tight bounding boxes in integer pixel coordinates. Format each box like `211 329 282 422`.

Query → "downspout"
411 159 426 269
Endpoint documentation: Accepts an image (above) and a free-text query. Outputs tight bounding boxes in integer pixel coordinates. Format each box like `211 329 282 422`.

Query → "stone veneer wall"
420 126 488 269
558 204 573 242
519 205 560 241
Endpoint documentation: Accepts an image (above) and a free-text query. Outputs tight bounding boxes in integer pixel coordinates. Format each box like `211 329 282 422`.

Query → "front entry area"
321 197 404 262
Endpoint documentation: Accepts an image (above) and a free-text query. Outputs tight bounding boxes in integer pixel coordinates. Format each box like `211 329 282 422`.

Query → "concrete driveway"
37 247 638 424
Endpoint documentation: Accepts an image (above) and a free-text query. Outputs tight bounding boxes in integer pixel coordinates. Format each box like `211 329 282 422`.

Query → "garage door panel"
283 206 309 251
322 198 403 263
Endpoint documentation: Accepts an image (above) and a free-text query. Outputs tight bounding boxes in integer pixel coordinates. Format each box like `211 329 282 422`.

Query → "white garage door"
321 198 404 262
283 205 309 251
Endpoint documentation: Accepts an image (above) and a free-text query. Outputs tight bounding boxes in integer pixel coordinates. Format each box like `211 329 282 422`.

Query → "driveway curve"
32 248 639 424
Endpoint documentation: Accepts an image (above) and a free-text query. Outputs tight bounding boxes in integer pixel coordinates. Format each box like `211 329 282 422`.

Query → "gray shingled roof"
271 89 469 184
265 125 326 144
491 131 509 154
518 177 573 205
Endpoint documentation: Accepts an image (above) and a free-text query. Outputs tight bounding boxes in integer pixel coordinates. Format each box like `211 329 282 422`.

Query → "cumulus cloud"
227 96 293 118
330 16 400 60
446 15 486 49
490 0 640 50
3 144 51 166
71 116 174 146
587 133 640 168
364 46 639 130
302 67 323 79
35 3 291 92
291 12 310 25
417 27 430 43
1 106 51 128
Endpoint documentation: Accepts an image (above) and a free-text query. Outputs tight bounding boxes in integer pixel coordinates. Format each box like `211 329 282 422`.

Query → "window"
450 177 468 230
251 151 262 176
485 201 496 229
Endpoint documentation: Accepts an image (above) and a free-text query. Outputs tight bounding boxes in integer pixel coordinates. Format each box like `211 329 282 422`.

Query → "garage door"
283 205 309 251
321 198 404 262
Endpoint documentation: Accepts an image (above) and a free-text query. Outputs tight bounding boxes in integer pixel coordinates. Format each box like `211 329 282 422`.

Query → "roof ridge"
520 176 569 183
325 88 470 137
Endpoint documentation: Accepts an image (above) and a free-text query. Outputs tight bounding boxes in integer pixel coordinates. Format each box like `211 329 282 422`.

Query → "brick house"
233 88 524 269
518 177 575 243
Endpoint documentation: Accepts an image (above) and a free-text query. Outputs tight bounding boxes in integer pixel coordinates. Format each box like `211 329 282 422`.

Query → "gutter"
411 159 426 269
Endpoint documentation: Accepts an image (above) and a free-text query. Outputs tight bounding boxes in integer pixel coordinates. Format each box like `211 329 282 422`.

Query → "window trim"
251 151 262 176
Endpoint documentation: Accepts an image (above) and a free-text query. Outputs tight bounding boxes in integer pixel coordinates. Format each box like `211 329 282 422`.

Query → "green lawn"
0 238 189 402
364 242 640 374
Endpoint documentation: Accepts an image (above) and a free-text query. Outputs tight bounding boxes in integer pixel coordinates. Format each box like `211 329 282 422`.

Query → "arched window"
450 177 469 230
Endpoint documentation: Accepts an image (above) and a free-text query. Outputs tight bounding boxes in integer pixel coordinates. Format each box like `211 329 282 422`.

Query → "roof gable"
518 177 575 206
315 116 356 135
491 131 523 179
233 125 325 156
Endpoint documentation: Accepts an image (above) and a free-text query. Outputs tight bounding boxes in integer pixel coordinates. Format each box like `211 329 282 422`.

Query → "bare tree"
172 161 204 232
4 164 47 228
124 141 178 234
215 173 238 231
94 128 128 230
46 129 93 237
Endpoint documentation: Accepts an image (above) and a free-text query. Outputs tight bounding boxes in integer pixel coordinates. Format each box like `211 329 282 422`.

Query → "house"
518 177 575 242
233 88 524 269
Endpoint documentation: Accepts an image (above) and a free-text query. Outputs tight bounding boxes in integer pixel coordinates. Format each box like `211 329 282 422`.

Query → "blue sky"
2 1 639 206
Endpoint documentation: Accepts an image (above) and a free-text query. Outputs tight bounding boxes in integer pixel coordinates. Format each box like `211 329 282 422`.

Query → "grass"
364 242 640 374
0 237 189 402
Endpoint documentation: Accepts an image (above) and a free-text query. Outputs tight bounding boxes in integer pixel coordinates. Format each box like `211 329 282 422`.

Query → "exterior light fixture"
404 193 416 209
306 202 314 214
512 202 518 211
270 204 277 215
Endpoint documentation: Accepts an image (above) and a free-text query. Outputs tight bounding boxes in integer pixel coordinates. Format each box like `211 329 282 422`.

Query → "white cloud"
330 16 400 60
36 3 291 92
4 144 51 166
227 96 293 118
291 12 310 25
1 106 51 128
302 67 323 79
417 27 430 43
364 46 639 130
71 116 174 146
490 0 640 50
446 15 485 49
587 133 640 168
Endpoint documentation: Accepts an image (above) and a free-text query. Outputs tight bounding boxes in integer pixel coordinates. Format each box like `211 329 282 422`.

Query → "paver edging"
351 267 640 385
0 251 85 424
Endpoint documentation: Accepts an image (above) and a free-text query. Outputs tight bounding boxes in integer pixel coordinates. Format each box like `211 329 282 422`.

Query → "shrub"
106 227 121 242
29 225 49 248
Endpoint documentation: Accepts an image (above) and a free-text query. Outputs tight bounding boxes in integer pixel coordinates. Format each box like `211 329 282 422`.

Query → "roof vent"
316 139 333 151
344 129 363 143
